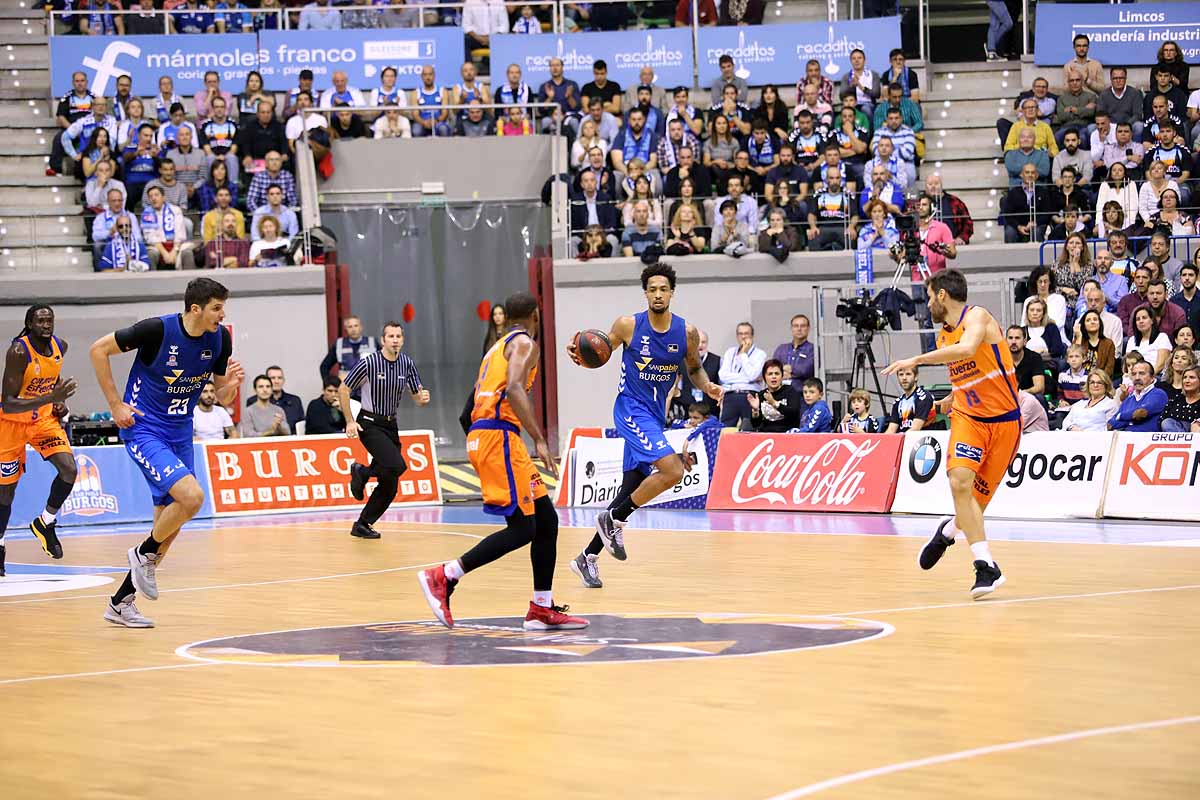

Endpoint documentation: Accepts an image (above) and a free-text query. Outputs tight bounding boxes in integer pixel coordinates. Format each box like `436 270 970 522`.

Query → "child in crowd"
793 378 833 433
1057 345 1090 409
839 388 880 433
497 106 533 137
674 403 714 429
1121 351 1144 391
512 4 540 33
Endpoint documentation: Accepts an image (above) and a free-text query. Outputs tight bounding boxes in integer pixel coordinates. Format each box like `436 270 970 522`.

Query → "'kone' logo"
60 454 119 517
612 34 686 71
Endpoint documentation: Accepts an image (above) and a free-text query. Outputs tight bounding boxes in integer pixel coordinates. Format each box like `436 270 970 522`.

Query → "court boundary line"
0 662 215 687
829 583 1200 617
762 715 1200 799
172 613 896 670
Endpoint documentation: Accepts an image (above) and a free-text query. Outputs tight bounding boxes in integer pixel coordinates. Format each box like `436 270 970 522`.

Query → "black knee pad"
507 509 537 545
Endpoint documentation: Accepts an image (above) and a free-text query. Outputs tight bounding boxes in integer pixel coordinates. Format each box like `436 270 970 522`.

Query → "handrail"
48 8 286 35
1038 233 1200 266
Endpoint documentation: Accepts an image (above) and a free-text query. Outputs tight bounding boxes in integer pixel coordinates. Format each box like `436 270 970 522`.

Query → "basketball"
574 329 613 369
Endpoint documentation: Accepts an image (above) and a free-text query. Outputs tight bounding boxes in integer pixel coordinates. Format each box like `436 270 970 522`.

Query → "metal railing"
48 8 286 35
1039 233 1200 267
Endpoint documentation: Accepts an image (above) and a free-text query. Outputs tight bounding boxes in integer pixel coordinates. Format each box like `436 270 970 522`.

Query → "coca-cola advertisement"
705 434 903 513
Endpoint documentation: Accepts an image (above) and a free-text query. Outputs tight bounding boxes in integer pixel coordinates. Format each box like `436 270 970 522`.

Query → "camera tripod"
849 328 888 413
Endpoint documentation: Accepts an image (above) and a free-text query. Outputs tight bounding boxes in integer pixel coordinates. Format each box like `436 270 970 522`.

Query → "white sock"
970 541 994 566
443 559 464 581
532 590 552 608
944 518 965 540
40 510 55 525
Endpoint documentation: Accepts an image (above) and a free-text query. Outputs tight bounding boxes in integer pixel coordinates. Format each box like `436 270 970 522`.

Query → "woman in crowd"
704 114 740 191
1074 309 1116 376
116 98 150 151
249 215 290 267
236 71 270 127
752 84 791 142
368 66 406 116
153 75 181 125
1148 189 1195 236
1094 200 1133 241
79 126 114 181
663 204 709 256
1175 325 1199 358
758 207 802 258
1096 163 1139 236
196 159 239 213
771 179 807 229
1161 366 1200 433
1022 265 1068 329
571 117 609 171
1159 346 1197 399
666 177 709 234
254 0 284 30
1155 40 1190 91
748 360 802 433
1053 232 1091 304
1023 297 1067 361
1125 306 1172 374
372 109 413 139
1061 368 1118 431
1142 256 1176 298
482 303 506 355
576 224 613 260
856 199 899 252
1137 161 1180 229
622 175 663 227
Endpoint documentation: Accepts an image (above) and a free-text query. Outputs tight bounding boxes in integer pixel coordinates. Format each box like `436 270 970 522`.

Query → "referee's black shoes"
350 463 367 501
351 521 381 539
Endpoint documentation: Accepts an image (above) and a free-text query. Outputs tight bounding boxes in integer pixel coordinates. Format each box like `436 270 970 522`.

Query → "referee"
339 320 430 540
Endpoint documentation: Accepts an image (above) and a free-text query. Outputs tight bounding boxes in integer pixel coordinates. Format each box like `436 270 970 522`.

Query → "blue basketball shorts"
123 431 194 506
613 406 674 474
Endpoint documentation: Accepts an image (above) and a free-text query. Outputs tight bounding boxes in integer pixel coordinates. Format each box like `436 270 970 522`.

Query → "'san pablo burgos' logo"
730 437 878 506
611 34 686 72
60 454 119 517
80 40 140 97
705 31 773 80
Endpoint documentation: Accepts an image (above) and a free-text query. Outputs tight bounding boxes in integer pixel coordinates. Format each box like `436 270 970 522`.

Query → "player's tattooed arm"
684 324 723 403
2 341 76 414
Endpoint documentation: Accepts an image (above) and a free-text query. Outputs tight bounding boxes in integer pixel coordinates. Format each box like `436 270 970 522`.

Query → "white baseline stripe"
764 715 1200 799
832 584 1200 617
0 662 215 687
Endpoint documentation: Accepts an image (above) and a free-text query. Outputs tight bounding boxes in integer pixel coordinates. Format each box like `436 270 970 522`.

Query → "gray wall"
320 137 565 205
0 269 328 416
552 244 1038 430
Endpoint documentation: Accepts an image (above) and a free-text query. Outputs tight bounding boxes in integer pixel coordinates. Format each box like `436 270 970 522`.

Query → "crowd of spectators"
998 35 1199 244
567 48 975 261
51 68 313 272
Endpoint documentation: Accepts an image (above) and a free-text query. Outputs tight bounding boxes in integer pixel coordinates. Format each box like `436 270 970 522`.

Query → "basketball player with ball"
566 262 723 588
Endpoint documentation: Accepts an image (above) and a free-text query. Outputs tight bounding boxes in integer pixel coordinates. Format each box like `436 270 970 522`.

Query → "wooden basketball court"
2 509 1198 799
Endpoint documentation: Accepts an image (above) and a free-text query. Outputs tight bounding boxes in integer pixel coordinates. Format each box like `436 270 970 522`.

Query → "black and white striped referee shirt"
342 351 423 417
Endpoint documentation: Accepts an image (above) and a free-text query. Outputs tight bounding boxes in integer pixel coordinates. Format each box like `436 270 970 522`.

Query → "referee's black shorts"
357 411 407 475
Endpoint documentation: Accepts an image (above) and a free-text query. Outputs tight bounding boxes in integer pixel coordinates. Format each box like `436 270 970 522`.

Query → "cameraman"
892 193 957 351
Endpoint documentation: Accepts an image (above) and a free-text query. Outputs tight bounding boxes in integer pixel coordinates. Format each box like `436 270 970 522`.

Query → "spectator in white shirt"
372 109 413 139
319 71 367 110
1062 369 1118 431
92 187 142 266
284 91 329 148
298 0 341 29
193 382 237 440
139 185 195 270
463 0 508 51
718 321 767 429
711 174 759 230
83 159 125 210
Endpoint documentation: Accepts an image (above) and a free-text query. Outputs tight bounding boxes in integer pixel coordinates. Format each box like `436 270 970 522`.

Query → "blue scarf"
749 135 775 166
142 204 176 240
622 128 653 165
155 94 181 124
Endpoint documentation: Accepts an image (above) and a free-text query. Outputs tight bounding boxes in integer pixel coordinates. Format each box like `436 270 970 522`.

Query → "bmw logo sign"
909 436 942 483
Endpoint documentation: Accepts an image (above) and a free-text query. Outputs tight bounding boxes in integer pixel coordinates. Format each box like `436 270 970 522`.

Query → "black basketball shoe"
351 520 380 539
30 516 63 559
971 560 1006 599
1 542 6 577
350 463 367 502
918 517 956 570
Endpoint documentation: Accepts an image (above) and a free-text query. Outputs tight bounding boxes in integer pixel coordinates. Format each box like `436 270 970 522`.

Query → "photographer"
891 193 957 352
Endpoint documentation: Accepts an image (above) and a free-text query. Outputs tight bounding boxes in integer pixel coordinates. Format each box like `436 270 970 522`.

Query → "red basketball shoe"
523 602 589 630
417 565 456 628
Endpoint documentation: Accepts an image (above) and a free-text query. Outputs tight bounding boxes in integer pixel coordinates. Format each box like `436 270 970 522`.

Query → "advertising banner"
696 18 900 89
203 432 441 516
8 443 213 527
51 34 260 96
891 431 1112 519
1034 3 1200 66
489 28 695 89
1101 432 1200 521
257 28 466 91
569 428 711 509
705 433 903 513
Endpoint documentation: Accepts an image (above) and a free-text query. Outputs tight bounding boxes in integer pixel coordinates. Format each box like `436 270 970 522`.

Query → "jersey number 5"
167 398 189 415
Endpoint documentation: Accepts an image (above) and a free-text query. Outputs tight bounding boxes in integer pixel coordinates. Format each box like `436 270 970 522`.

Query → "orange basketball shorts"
0 414 72 486
467 425 547 517
945 413 1021 508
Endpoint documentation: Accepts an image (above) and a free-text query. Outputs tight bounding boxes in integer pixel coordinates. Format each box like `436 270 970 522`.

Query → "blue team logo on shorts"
954 442 984 463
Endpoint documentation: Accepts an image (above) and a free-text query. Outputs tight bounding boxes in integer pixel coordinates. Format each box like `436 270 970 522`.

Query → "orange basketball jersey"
471 330 537 430
1 335 64 423
938 305 1021 421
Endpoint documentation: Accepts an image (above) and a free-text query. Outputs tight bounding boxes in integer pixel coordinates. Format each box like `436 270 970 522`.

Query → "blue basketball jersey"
613 311 688 425
122 314 224 442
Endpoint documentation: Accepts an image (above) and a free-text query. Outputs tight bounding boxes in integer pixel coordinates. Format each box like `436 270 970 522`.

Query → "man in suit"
674 328 722 418
839 48 881 119
570 169 619 248
1000 163 1053 242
